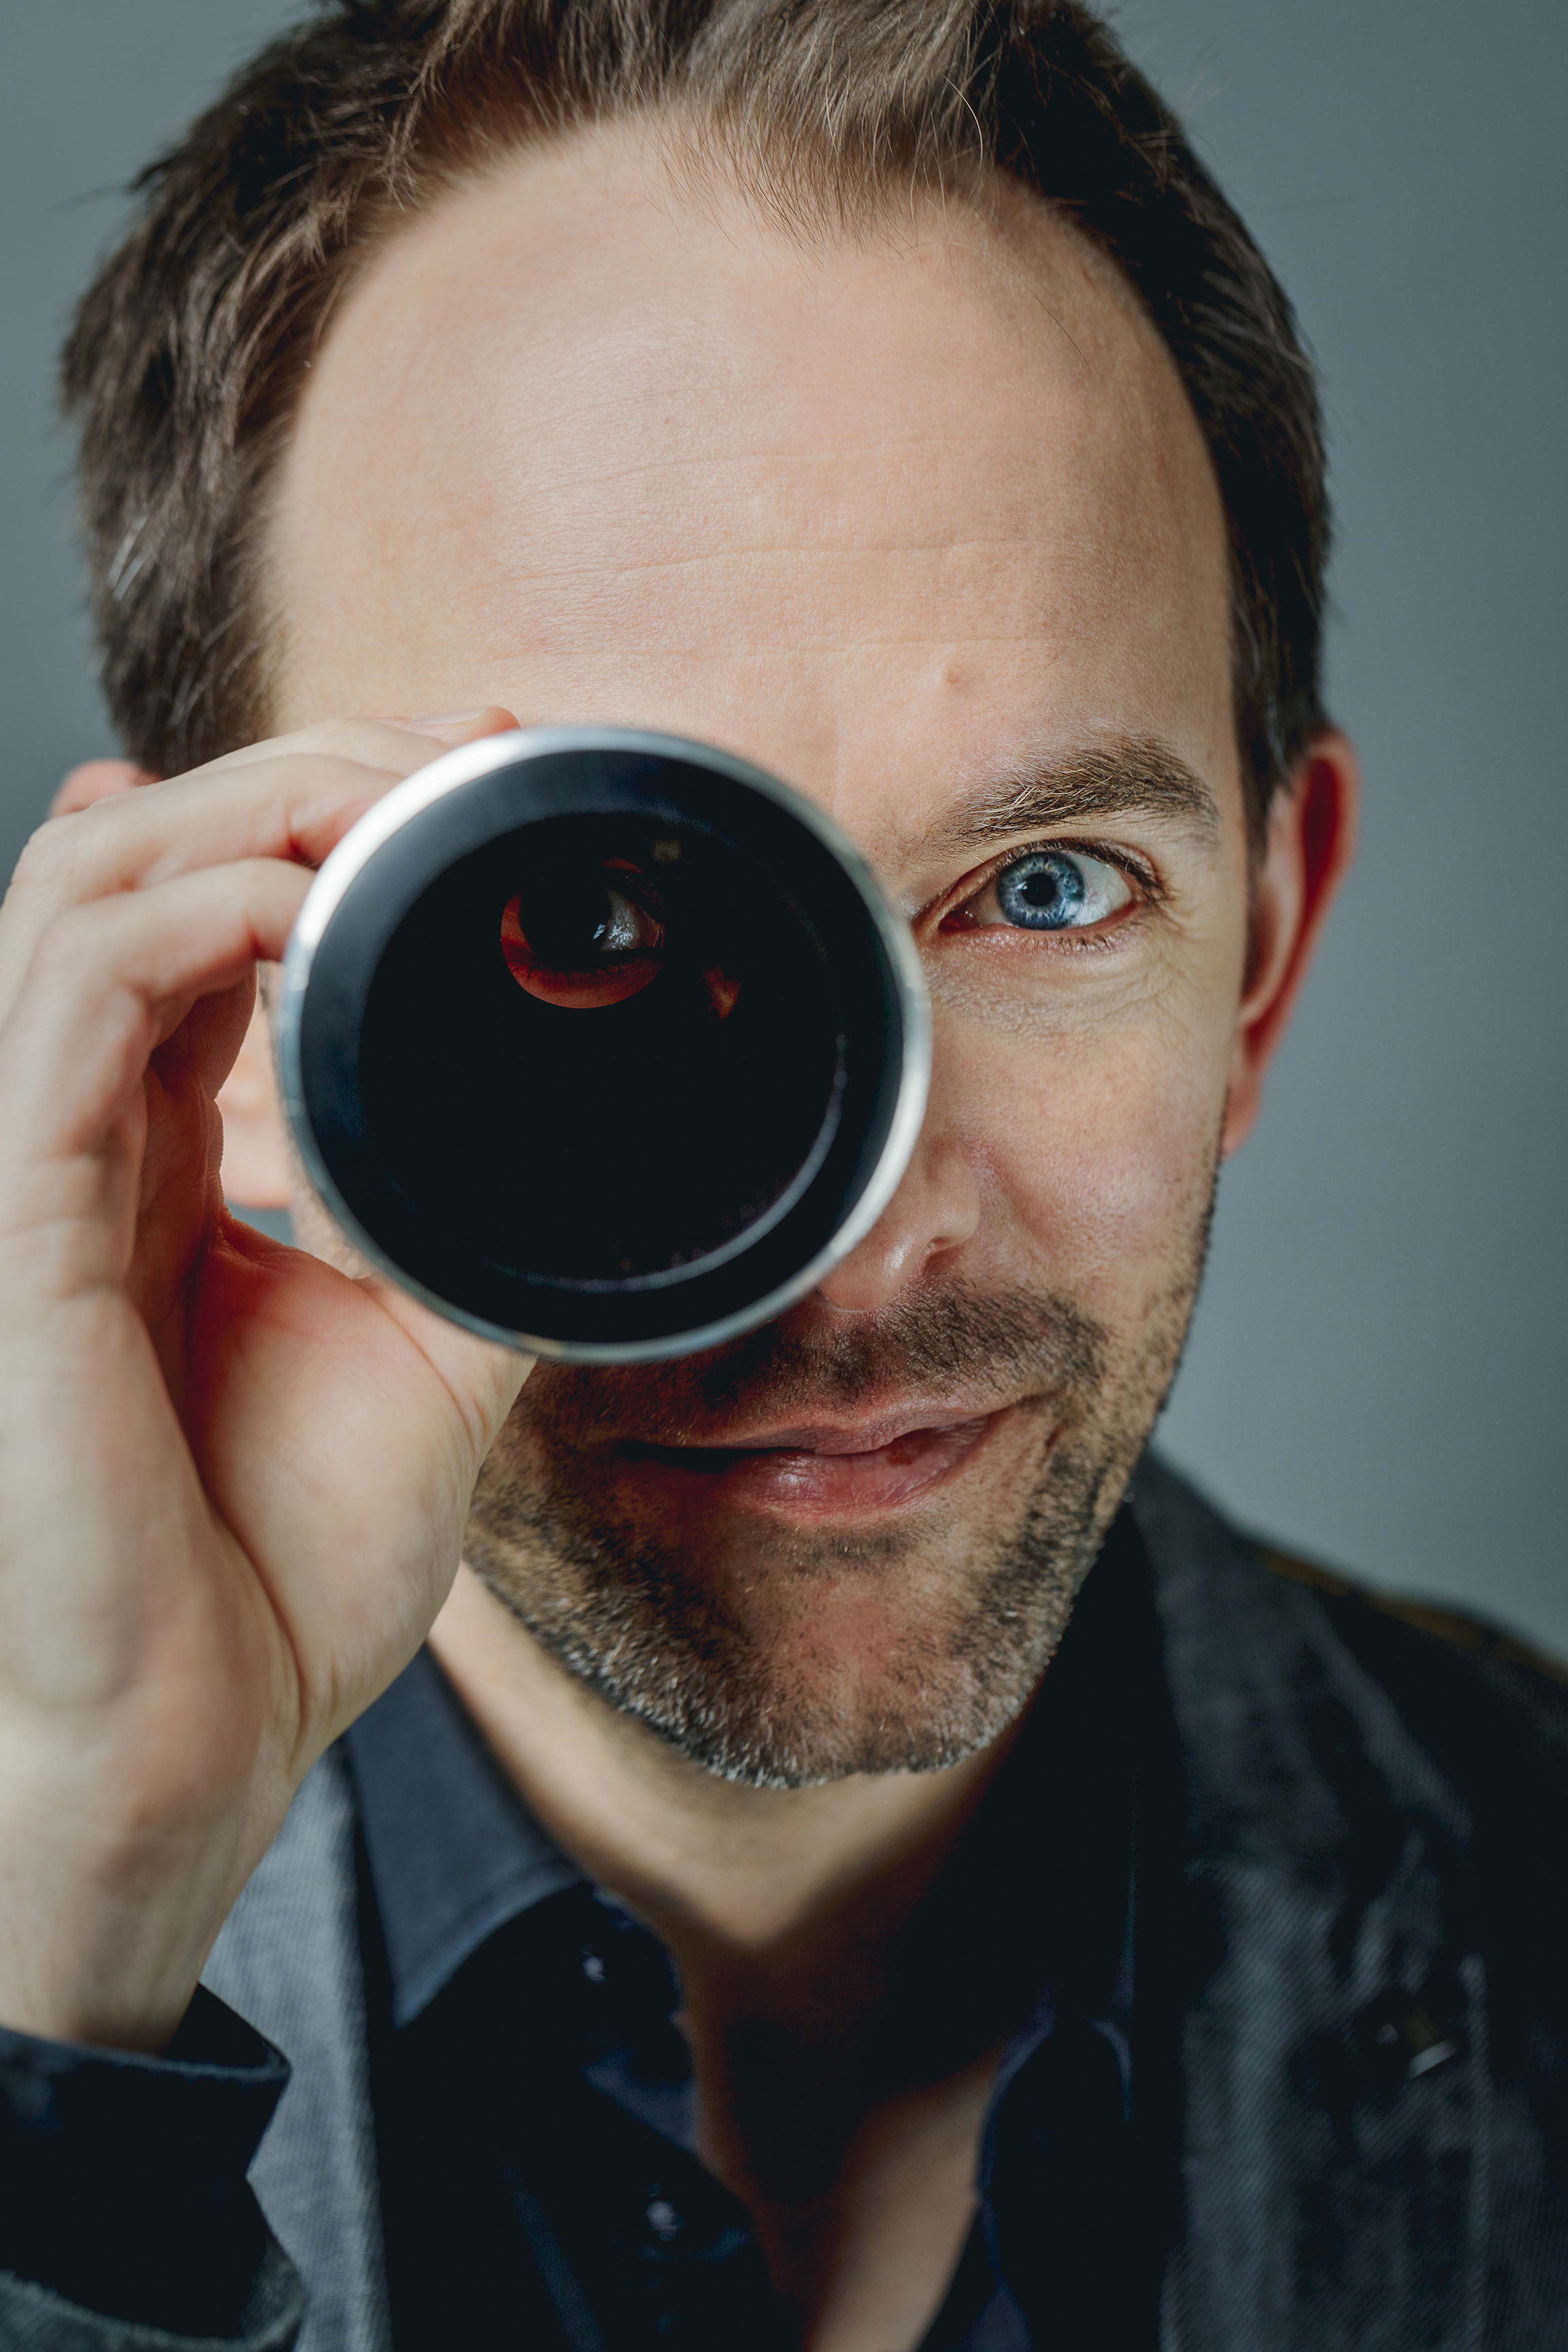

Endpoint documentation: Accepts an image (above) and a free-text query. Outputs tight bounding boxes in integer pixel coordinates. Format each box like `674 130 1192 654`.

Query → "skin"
16 125 1355 2350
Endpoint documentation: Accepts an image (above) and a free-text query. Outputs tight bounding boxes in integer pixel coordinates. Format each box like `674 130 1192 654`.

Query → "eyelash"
932 839 1163 944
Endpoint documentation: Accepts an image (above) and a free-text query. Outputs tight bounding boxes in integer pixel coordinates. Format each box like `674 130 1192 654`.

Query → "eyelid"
928 837 1163 934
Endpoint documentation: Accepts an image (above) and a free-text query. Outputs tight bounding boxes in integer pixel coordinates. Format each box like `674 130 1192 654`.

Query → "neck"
428 1563 1016 1997
432 1563 1031 2317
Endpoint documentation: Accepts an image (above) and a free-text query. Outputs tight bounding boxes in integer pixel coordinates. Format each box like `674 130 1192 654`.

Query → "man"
0 2 1562 2346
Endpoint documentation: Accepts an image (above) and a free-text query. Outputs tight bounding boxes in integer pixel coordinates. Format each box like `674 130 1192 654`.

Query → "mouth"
613 1402 1022 1523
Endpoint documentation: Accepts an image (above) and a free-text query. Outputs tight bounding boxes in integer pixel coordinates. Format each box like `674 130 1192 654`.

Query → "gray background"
4 5 1564 1642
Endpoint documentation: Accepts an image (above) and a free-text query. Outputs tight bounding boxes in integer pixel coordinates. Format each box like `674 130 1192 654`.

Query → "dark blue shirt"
0 1513 1168 2349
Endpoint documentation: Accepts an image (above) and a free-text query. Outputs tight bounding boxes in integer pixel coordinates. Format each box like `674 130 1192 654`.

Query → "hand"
0 714 529 2050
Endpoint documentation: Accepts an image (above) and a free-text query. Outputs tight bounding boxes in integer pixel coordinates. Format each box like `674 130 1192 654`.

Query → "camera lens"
281 729 929 1360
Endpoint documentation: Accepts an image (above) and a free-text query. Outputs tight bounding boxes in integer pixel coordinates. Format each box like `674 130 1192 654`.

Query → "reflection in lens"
359 813 837 1288
702 966 741 1021
500 858 665 1009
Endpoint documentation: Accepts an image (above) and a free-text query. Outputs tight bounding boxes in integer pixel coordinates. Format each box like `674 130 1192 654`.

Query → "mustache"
527 1285 1110 1442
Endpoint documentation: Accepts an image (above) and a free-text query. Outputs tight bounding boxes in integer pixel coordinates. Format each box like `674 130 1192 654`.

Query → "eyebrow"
930 738 1222 856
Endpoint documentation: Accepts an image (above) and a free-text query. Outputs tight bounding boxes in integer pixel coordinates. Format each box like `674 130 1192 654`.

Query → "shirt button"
645 2197 681 2242
581 1949 607 1984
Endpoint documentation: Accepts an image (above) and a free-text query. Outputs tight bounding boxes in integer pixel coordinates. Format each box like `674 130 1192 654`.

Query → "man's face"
270 128 1245 1785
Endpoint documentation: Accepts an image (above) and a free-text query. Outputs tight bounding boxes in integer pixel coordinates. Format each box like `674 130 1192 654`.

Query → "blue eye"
963 847 1132 933
997 851 1085 928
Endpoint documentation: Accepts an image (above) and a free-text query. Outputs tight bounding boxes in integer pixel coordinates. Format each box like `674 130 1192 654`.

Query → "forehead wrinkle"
509 436 995 495
929 739 1222 855
490 535 1047 579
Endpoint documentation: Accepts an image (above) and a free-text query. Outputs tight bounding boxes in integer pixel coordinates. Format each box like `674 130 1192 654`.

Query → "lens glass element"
500 856 672 1010
356 815 842 1288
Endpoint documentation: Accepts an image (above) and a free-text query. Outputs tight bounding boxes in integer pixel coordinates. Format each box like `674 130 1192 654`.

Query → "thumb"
364 1273 534 1468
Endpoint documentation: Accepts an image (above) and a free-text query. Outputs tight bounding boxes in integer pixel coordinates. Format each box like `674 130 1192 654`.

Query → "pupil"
997 851 1084 930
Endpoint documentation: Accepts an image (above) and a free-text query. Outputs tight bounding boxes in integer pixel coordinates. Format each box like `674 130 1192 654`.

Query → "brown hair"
61 0 1329 835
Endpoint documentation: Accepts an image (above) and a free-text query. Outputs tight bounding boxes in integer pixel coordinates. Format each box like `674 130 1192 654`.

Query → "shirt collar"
344 1505 1151 2037
345 1645 584 2027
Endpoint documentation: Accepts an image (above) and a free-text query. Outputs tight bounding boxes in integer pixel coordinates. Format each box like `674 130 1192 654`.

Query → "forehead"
272 125 1236 845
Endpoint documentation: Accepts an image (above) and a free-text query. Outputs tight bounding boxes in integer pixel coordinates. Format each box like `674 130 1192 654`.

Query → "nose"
813 1087 982 1315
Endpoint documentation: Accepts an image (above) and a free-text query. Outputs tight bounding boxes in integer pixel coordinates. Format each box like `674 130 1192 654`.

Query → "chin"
530 1588 1046 1790
464 1447 1109 1789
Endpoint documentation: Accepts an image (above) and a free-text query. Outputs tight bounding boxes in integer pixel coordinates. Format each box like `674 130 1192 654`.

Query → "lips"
614 1405 1014 1522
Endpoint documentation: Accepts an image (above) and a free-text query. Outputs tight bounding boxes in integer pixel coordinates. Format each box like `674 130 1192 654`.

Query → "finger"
187 706 517 782
153 971 259 1106
0 754 390 1016
148 700 517 875
6 708 519 939
15 749 399 907
50 759 156 819
0 861 314 1198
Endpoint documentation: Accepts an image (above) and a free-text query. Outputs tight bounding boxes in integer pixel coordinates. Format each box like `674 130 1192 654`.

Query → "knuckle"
10 793 142 907
11 814 80 897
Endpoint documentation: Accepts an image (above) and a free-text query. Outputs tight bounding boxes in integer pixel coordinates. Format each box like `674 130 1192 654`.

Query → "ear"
1222 730 1360 1158
50 757 157 817
217 975 293 1208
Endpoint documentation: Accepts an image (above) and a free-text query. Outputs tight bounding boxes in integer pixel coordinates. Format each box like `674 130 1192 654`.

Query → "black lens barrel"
277 729 929 1361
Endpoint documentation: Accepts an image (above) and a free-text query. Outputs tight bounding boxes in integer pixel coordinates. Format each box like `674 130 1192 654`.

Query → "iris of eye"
995 851 1086 930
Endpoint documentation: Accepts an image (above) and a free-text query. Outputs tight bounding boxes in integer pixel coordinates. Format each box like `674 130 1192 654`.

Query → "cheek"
946 985 1234 1318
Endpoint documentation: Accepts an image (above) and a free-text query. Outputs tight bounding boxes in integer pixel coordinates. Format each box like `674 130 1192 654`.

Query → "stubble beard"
463 1184 1214 1790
